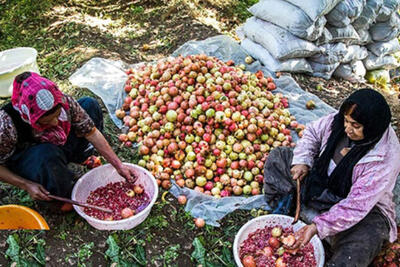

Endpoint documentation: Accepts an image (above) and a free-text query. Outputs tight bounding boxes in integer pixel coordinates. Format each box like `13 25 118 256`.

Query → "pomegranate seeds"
84 181 150 220
239 225 317 267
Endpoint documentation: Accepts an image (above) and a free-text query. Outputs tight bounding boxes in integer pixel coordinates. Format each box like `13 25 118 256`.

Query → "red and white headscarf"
11 72 71 146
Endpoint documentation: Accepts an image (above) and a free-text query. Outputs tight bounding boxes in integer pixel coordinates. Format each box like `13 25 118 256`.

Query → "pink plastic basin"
233 214 325 267
71 163 158 230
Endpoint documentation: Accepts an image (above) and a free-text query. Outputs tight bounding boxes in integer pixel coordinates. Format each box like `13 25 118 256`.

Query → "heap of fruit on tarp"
373 226 400 267
115 54 304 197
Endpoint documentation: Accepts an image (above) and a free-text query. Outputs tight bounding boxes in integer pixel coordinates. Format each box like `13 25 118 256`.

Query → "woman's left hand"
286 223 318 250
116 164 138 183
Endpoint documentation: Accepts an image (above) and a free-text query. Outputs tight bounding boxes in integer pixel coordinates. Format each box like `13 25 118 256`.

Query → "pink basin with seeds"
71 163 158 230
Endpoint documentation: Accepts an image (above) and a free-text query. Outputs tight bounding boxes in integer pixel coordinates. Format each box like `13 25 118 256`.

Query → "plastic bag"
365 69 391 88
309 43 347 64
369 19 400 42
353 0 384 29
309 61 340 79
342 45 368 63
69 58 129 128
394 177 400 224
241 39 313 73
367 38 400 56
242 17 320 60
326 0 366 27
327 24 360 43
348 28 372 45
315 28 333 46
363 53 400 70
376 0 400 22
248 0 326 41
285 0 343 21
333 61 367 82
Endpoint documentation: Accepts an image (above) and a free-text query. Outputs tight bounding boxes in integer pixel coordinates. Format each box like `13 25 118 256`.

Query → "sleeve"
0 111 18 164
66 96 96 137
292 113 336 168
312 160 400 240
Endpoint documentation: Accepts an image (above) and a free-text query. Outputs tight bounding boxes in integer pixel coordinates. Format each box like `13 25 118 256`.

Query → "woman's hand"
290 164 309 181
116 164 138 183
286 223 318 250
86 129 138 183
24 182 51 201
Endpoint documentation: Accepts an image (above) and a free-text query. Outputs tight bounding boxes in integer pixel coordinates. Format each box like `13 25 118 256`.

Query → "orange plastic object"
0 205 49 230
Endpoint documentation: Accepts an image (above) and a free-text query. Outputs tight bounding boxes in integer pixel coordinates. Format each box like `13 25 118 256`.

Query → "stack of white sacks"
239 0 400 82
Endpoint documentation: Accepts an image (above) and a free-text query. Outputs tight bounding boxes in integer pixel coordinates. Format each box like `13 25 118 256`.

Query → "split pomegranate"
239 225 316 267
84 181 150 221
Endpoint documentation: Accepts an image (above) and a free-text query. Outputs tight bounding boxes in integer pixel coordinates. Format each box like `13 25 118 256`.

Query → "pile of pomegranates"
116 54 305 197
372 226 400 267
84 181 150 221
239 226 316 267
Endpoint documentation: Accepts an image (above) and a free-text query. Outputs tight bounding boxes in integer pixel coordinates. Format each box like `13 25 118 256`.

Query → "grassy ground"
0 0 258 266
1 1 399 266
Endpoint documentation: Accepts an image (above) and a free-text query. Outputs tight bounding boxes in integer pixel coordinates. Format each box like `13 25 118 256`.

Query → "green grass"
232 0 259 21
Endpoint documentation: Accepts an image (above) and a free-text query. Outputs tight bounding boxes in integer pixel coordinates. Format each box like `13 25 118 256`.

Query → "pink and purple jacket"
292 112 400 242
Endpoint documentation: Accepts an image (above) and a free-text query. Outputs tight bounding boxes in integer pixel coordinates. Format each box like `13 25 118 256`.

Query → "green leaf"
191 238 206 266
36 240 46 265
105 235 120 263
221 247 235 267
205 261 223 267
134 245 146 266
6 235 20 263
121 260 138 267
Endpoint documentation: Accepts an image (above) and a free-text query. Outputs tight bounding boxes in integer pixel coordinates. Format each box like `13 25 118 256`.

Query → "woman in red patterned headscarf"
0 72 138 211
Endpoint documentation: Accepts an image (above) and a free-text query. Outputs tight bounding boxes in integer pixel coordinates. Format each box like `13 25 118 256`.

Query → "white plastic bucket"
71 163 158 230
0 47 40 97
233 214 325 267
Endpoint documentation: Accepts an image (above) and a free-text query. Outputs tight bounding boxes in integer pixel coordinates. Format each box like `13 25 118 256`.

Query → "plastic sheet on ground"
69 58 129 128
68 35 400 226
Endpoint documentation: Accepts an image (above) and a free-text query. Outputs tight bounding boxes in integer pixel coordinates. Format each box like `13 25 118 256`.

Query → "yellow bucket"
0 205 49 230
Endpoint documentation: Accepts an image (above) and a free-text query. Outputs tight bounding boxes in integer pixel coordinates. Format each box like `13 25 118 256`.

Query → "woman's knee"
24 143 66 163
78 97 103 130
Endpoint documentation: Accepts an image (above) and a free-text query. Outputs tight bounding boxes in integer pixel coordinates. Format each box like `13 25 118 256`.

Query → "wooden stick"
292 179 301 225
48 195 113 213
